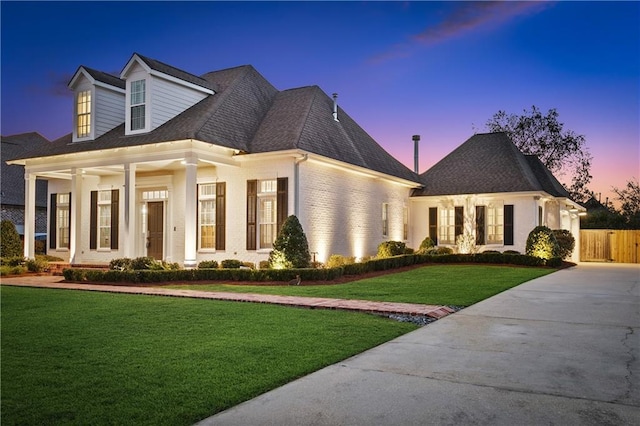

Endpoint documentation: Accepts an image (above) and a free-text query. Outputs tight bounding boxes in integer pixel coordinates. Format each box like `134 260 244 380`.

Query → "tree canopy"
613 178 640 229
485 106 593 202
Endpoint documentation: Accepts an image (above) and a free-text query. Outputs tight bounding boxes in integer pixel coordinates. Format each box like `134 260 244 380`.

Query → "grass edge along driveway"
1 265 554 425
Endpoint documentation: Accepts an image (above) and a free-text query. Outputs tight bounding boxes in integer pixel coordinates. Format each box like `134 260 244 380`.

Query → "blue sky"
1 1 638 204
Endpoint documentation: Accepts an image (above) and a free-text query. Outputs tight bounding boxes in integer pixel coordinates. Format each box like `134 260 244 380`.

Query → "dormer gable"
120 53 215 136
68 66 126 142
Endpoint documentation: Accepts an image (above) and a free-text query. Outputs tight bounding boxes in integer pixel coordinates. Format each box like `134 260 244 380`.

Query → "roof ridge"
292 86 321 149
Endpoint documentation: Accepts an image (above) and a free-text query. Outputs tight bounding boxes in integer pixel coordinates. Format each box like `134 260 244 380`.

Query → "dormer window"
76 90 91 138
130 79 146 131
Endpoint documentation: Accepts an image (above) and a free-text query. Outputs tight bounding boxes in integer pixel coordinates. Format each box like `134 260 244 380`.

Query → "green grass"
169 265 554 306
1 287 416 425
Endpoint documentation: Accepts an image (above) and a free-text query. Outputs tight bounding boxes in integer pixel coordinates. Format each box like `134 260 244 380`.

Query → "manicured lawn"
1 287 416 426
169 265 555 306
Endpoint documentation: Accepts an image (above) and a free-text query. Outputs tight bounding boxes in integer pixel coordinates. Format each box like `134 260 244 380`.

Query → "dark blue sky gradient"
2 1 638 203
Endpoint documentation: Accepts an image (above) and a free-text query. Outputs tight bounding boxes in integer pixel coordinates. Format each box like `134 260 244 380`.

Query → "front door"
147 201 164 260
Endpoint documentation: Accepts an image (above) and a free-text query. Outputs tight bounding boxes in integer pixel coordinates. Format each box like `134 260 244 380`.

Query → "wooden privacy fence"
580 230 640 263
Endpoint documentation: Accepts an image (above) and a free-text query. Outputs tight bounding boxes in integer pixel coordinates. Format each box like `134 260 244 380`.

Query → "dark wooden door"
147 202 164 260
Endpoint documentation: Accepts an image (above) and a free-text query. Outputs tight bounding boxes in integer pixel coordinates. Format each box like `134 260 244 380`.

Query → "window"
130 79 146 131
76 90 91 138
403 206 408 240
382 203 389 237
487 205 504 244
199 184 216 250
259 180 277 249
439 207 455 244
98 191 112 249
56 193 70 249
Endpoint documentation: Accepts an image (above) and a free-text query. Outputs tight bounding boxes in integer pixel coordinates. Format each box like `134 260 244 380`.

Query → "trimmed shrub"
1 256 25 267
456 233 478 254
1 220 22 258
426 247 454 255
546 257 563 267
221 259 243 269
130 257 157 270
26 257 48 273
526 226 560 260
326 254 355 268
198 260 219 269
377 241 406 258
110 258 133 271
259 260 270 269
268 215 311 269
552 229 575 260
417 236 435 254
503 250 521 255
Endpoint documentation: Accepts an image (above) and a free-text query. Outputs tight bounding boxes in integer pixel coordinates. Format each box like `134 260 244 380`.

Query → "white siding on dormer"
95 86 125 138
150 76 208 130
124 64 151 135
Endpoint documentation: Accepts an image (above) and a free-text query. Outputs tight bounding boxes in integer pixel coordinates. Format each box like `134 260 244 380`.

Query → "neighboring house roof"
412 132 572 198
9 56 419 184
1 132 49 208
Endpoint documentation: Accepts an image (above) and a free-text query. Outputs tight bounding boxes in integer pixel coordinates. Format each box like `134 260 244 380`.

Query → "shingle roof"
133 53 216 91
1 133 49 207
81 66 125 89
412 132 571 198
9 55 419 184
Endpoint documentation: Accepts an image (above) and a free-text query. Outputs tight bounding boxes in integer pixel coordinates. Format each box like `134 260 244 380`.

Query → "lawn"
1 286 416 425
168 264 555 306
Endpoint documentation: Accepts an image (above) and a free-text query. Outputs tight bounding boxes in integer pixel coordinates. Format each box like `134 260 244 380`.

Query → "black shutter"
475 206 485 245
504 205 514 245
246 180 257 250
454 206 464 239
428 207 438 244
90 191 97 250
49 193 57 249
277 177 288 233
66 193 71 249
111 189 119 250
216 182 226 250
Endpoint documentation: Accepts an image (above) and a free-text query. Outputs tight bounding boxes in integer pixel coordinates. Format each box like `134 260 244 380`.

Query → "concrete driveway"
201 263 639 425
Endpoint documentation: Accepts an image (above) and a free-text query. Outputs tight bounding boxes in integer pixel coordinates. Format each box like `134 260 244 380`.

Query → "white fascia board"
235 150 421 188
68 67 92 89
94 80 126 94
149 70 214 95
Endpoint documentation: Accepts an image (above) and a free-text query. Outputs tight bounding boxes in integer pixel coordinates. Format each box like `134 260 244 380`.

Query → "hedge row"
63 252 561 284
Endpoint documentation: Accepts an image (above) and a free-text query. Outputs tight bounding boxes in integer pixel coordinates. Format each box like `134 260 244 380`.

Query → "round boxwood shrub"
525 226 560 260
198 260 219 269
552 229 575 260
377 241 406 258
417 236 435 254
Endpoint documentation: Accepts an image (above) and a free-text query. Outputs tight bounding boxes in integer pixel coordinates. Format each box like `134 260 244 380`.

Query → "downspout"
294 154 309 217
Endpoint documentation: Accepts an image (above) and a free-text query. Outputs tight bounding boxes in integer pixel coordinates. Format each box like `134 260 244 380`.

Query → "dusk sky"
1 1 638 205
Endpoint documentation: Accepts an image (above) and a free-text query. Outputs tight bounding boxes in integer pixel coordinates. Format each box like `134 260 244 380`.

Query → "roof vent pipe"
332 93 339 122
412 134 421 173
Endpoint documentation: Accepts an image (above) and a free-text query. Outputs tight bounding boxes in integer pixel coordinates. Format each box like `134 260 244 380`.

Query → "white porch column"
23 172 36 259
183 153 198 268
123 163 137 258
70 168 83 264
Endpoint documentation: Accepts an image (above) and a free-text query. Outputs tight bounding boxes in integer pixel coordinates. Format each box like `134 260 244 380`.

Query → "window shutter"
276 177 288 233
90 191 97 250
111 189 119 250
66 193 71 249
49 193 57 249
246 180 257 250
454 206 464 239
475 206 486 245
428 207 438 244
216 182 226 250
504 205 514 245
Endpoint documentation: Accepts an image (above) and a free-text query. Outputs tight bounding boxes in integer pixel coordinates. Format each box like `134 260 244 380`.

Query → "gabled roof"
412 132 571 198
1 133 49 207
122 53 215 92
10 55 419 184
68 66 125 90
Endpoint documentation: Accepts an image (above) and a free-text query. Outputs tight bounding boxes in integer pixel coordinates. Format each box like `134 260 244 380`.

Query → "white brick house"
9 53 419 267
8 54 583 266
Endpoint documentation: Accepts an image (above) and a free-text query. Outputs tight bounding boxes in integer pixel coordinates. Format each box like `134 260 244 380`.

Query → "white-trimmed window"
487 205 504 244
76 90 91 138
57 193 70 249
259 179 277 249
382 203 389 237
130 79 146 131
439 207 455 245
98 191 112 249
199 184 216 250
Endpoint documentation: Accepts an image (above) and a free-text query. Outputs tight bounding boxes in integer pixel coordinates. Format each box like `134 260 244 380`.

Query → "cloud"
370 1 555 64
